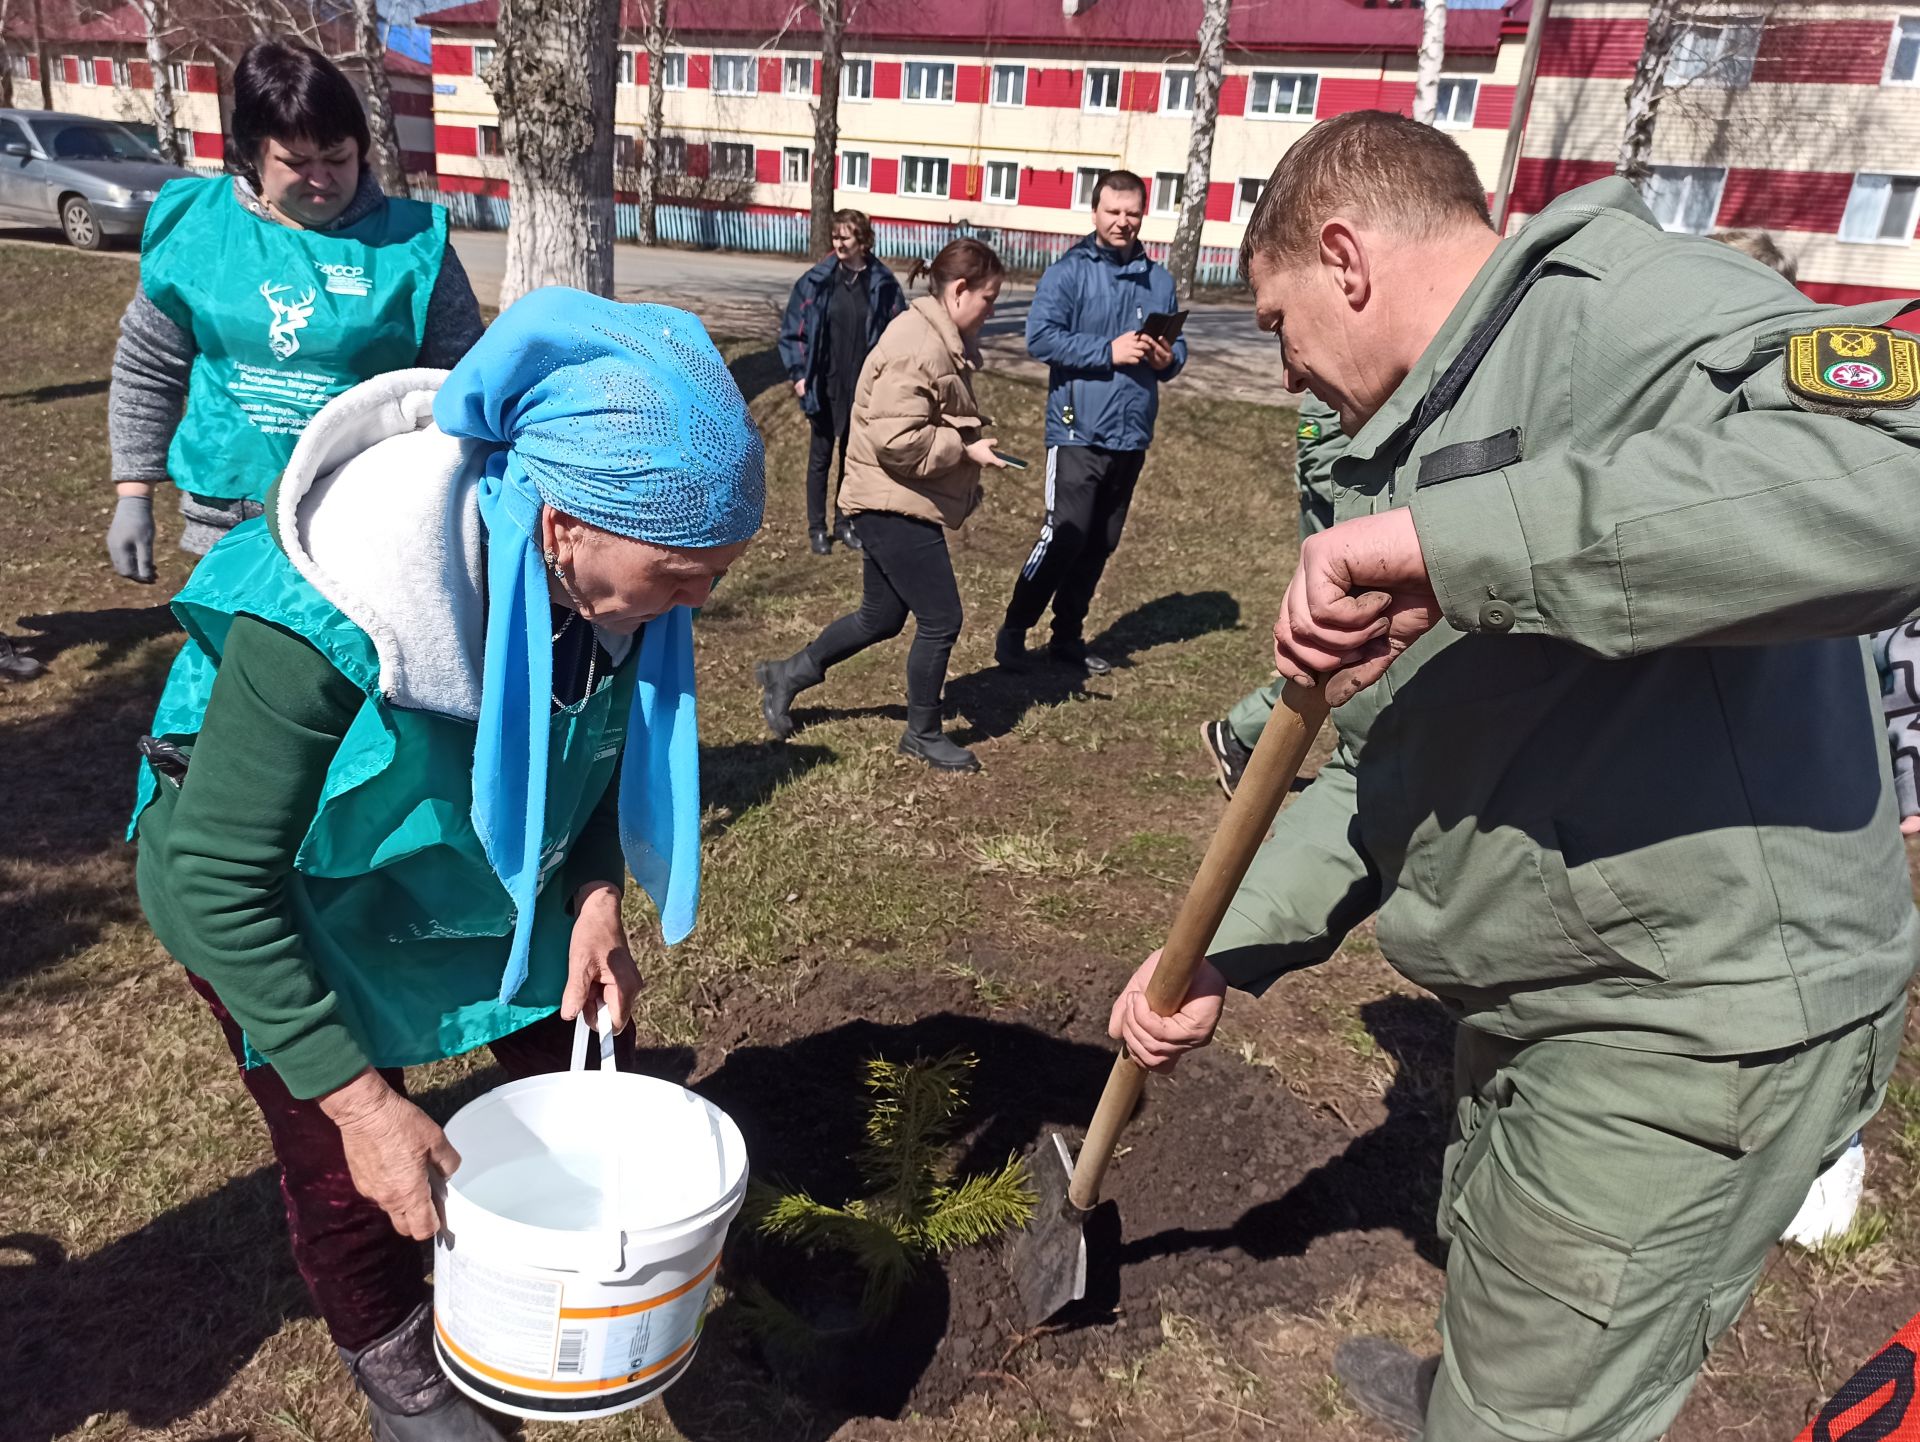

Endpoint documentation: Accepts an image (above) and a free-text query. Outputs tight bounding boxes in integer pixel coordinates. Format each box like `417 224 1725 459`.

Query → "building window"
1153 172 1184 217
472 43 495 74
1887 17 1920 85
166 60 186 90
73 55 95 86
843 57 873 101
712 54 757 95
712 140 754 179
783 57 811 96
783 146 810 185
1664 16 1762 88
840 148 870 191
1248 70 1317 119
1642 164 1725 234
661 51 687 89
111 55 131 86
1083 66 1120 112
659 135 687 174
1840 173 1920 245
991 63 1026 107
1434 77 1478 127
614 133 636 171
1162 68 1195 114
901 154 949 198
477 123 503 158
1074 166 1104 209
8 54 30 80
1236 176 1264 220
617 50 636 86
985 159 1018 204
904 61 954 103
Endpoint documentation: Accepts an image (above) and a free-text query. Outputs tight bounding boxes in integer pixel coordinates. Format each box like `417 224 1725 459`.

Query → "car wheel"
61 196 102 251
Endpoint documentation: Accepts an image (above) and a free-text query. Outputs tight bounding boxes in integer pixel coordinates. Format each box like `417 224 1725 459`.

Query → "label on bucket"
434 1238 721 1407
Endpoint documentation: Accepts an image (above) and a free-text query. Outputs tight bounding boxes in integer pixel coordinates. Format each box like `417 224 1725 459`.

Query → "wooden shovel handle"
1067 680 1331 1212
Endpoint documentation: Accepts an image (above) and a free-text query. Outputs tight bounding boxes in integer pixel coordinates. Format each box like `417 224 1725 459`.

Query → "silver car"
0 108 196 250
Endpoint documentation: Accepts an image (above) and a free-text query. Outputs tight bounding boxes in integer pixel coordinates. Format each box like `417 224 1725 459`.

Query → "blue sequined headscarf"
433 287 766 1003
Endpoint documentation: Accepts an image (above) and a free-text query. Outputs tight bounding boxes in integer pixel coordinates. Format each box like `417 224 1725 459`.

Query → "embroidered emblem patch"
1298 420 1322 441
1785 326 1920 414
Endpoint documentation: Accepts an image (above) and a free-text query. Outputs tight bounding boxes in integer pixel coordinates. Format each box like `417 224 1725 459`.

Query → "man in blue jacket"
997 170 1186 674
778 209 907 554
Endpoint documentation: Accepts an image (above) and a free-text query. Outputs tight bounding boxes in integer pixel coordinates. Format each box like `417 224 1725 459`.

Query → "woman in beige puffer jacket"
756 239 1013 772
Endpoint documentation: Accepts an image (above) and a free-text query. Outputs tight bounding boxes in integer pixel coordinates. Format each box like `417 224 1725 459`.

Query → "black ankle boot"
1331 1336 1438 1439
899 706 979 772
994 626 1031 671
337 1302 507 1442
756 650 823 740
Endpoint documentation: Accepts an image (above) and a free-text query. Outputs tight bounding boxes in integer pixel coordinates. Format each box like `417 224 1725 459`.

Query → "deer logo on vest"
261 281 316 360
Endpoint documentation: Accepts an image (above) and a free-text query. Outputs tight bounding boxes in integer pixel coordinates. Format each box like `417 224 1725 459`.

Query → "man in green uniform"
1110 111 1920 1442
1201 391 1345 794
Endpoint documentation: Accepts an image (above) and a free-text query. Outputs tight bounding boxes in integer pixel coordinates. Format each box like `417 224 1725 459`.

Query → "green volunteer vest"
130 516 634 1070
139 175 445 503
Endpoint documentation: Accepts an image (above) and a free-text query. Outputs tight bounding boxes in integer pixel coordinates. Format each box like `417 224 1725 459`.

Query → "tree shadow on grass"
701 739 836 837
10 602 179 671
725 345 789 407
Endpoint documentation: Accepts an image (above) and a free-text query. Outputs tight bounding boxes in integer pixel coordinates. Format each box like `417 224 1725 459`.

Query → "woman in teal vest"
130 290 763 1440
106 39 482 580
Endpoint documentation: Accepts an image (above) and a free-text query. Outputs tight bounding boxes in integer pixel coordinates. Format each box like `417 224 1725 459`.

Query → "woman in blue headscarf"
127 289 764 1442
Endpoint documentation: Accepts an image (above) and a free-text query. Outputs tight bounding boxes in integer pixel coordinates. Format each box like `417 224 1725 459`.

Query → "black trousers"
1003 445 1146 644
805 409 852 534
804 510 962 722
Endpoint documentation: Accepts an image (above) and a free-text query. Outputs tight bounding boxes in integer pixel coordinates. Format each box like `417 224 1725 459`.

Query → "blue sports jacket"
777 254 907 419
1026 234 1187 452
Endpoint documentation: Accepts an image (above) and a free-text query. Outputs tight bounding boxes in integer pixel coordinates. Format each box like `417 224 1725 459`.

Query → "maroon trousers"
190 973 636 1352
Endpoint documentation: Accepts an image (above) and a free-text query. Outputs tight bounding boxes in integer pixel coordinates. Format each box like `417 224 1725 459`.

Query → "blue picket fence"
429 189 1243 289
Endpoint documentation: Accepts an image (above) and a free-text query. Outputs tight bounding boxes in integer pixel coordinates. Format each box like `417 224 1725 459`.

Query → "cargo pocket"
1444 1150 1635 1435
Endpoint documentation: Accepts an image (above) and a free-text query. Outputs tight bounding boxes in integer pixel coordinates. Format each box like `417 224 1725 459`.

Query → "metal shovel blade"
1009 1131 1089 1326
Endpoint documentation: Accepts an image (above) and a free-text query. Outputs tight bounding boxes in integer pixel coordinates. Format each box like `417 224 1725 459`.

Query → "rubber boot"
337 1302 508 1442
0 636 45 682
1332 1336 1438 1440
994 626 1031 672
899 705 980 773
809 528 832 555
834 515 864 552
756 649 823 740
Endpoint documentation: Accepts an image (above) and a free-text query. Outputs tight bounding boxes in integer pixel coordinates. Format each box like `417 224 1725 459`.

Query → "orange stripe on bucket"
435 1317 697 1396
557 1253 721 1319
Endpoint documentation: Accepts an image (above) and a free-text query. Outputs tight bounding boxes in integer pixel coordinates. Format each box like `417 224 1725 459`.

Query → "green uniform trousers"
1226 677 1285 750
1425 991 1905 1442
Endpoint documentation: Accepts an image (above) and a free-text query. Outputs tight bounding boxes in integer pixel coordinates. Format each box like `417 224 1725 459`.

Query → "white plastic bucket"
433 1014 749 1420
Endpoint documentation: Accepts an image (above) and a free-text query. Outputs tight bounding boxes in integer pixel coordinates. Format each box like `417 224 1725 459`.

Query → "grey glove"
107 493 156 583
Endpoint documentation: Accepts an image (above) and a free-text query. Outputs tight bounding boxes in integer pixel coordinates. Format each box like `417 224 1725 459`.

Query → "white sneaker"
1782 1133 1866 1247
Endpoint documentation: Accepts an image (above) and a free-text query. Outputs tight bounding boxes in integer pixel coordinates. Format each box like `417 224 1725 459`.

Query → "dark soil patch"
672 937 1452 1425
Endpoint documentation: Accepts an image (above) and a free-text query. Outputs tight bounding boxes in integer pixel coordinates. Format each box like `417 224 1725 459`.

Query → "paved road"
448 229 1290 405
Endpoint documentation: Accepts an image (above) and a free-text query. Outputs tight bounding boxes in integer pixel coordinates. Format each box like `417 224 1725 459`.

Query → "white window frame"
903 60 955 104
1840 172 1920 246
783 56 812 96
659 135 687 175
782 145 810 185
1073 166 1104 209
1885 16 1920 85
1152 171 1184 218
712 53 757 96
8 53 30 81
617 49 636 86
711 139 755 180
111 55 131 87
1248 69 1318 120
78 55 103 86
1642 164 1727 235
471 43 496 74
660 51 687 90
842 57 873 101
1235 176 1264 221
1161 67 1195 115
1664 16 1763 89
477 122 503 158
613 132 637 171
901 153 950 199
1433 76 1478 128
985 159 1019 205
1083 66 1121 113
166 60 186 91
990 62 1026 107
840 148 870 191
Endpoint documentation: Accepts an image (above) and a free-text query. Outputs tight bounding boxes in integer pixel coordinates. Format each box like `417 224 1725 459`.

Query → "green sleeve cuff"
1408 469 1540 637
256 1012 373 1100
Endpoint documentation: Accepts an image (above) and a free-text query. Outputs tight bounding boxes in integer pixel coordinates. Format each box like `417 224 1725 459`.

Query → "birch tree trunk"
351 0 408 194
494 0 617 305
636 0 666 244
136 0 181 162
808 0 845 256
1413 0 1447 125
1166 0 1227 302
1617 0 1686 185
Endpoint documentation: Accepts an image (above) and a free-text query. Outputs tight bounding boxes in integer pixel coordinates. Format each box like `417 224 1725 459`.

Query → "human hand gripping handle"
319 1070 461 1241
562 881 643 1032
1273 508 1441 707
1075 680 1332 1212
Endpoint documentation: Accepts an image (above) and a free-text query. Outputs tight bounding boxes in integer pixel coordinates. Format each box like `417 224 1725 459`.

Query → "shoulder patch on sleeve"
1784 326 1920 416
1298 419 1322 441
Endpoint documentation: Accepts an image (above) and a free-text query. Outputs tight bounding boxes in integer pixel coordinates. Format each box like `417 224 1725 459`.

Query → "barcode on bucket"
555 1329 590 1376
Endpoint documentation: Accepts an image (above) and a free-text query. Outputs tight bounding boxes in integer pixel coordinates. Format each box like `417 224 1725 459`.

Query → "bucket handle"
569 1004 618 1074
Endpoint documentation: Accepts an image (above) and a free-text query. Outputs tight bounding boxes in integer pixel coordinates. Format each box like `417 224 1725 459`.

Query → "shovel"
1009 679 1332 1326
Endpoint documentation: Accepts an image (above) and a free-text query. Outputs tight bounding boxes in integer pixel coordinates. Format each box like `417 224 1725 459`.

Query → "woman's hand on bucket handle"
319 1070 461 1241
563 881 642 1034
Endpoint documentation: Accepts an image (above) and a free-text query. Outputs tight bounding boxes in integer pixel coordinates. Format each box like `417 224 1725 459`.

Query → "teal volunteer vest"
139 175 445 503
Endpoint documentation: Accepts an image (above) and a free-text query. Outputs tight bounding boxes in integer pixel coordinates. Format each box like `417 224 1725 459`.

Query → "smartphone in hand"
993 451 1031 470
1140 310 1189 345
